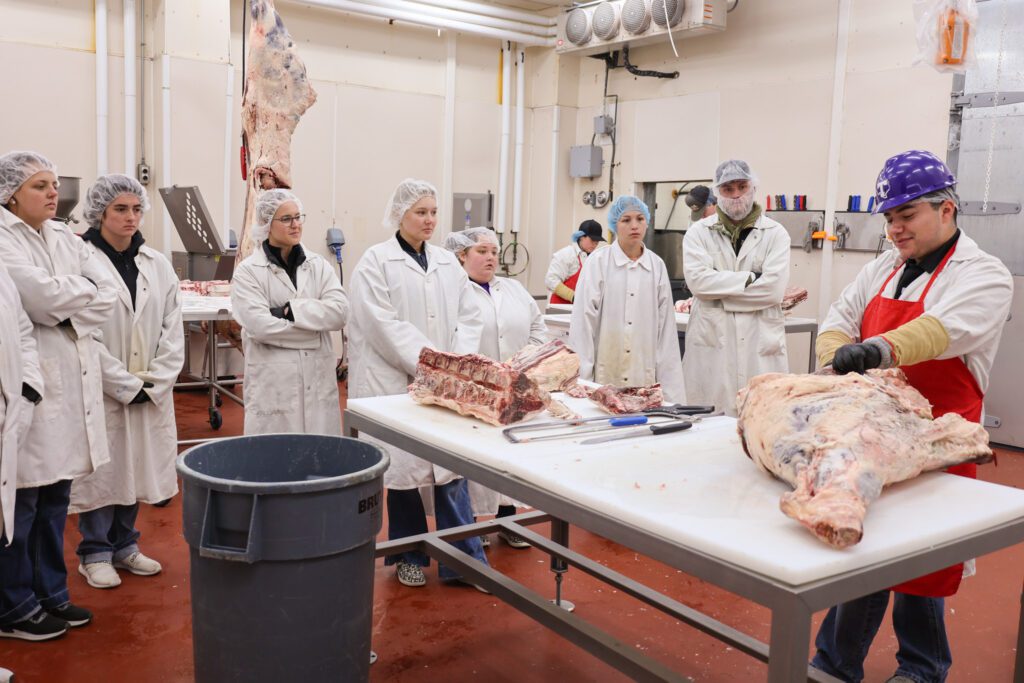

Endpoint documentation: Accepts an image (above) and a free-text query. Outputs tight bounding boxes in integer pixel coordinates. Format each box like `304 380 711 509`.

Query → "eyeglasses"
274 213 306 226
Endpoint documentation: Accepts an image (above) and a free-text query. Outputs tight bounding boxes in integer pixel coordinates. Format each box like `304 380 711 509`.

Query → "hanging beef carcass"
237 0 317 262
736 369 993 548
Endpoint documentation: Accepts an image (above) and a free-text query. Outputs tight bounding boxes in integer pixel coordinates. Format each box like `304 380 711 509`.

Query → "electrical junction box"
570 145 603 178
594 115 614 135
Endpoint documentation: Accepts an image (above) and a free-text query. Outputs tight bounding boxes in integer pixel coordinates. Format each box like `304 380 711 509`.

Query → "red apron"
549 253 583 304
860 244 982 598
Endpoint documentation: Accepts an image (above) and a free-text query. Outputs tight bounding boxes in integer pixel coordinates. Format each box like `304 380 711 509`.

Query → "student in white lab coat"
544 219 606 304
682 159 790 416
69 174 185 589
0 151 117 641
569 195 686 403
348 179 488 589
442 227 545 549
231 189 348 436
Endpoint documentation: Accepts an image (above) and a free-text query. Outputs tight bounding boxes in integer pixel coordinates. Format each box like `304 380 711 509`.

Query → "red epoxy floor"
0 384 1021 682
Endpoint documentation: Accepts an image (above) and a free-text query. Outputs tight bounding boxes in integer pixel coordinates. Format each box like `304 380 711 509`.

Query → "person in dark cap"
544 219 606 304
684 185 717 223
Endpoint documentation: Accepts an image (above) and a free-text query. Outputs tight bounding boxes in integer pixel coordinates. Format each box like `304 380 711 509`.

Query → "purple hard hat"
872 150 956 214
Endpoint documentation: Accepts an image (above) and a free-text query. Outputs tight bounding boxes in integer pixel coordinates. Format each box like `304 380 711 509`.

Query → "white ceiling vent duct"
556 0 724 56
565 7 593 46
621 0 651 35
651 0 684 28
592 2 620 41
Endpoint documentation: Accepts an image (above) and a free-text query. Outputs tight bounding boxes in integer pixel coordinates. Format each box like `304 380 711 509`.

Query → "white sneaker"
114 551 162 576
78 562 121 589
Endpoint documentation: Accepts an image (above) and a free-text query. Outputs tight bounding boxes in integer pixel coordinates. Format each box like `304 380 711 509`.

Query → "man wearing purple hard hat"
812 150 1014 682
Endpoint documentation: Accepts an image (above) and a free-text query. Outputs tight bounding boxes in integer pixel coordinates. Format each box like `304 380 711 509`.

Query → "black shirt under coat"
82 227 144 307
894 229 961 299
262 240 307 288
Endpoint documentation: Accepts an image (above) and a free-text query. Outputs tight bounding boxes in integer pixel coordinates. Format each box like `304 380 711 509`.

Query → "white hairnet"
252 189 303 244
606 195 650 233
0 151 57 205
383 178 437 231
442 226 498 255
713 159 757 189
83 174 151 229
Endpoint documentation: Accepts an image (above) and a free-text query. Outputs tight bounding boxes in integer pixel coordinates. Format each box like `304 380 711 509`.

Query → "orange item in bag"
937 6 971 66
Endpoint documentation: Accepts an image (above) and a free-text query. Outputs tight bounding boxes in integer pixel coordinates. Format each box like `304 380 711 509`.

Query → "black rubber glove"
22 383 42 405
269 303 294 321
129 382 155 405
58 318 73 328
831 343 883 375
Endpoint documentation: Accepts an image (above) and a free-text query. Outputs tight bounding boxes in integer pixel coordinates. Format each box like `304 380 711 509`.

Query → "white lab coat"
464 276 546 516
348 237 482 489
544 242 587 295
231 244 348 436
0 264 43 542
0 209 115 488
821 230 1013 392
682 213 791 416
70 243 185 513
569 240 686 403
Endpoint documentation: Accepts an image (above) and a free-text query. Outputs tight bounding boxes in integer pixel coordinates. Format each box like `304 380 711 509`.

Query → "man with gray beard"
681 159 791 415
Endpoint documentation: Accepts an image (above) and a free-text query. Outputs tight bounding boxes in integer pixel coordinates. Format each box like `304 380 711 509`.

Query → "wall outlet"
137 163 151 185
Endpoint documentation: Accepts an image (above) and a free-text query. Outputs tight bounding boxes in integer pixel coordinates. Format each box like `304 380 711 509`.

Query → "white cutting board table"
345 391 1024 681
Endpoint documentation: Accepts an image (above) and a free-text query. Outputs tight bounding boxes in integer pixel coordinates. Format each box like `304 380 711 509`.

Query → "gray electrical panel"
452 192 493 231
593 114 614 135
570 145 603 178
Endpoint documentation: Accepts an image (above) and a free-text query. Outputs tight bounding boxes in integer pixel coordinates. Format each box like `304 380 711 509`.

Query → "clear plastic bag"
913 0 978 74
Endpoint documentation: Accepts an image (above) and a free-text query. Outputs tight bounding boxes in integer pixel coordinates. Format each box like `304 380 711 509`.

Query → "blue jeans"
0 481 73 625
384 479 488 581
812 589 952 683
76 503 141 564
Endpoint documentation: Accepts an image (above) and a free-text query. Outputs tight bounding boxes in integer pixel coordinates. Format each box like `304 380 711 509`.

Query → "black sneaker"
47 603 92 627
0 611 68 641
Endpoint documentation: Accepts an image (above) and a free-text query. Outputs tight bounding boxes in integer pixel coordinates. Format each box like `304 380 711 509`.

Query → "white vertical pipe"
123 0 136 176
441 31 456 237
548 105 560 274
511 45 524 234
330 86 339 223
816 0 852 328
222 65 235 245
161 53 172 256
497 42 511 233
96 0 109 176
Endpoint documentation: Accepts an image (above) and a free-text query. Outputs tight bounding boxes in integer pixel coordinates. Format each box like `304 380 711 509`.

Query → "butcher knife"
579 420 693 445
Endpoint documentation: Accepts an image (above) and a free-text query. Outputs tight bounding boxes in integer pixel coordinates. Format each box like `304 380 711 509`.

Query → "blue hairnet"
252 189 303 243
606 196 650 233
570 230 585 243
0 151 56 205
383 178 437 231
83 174 150 229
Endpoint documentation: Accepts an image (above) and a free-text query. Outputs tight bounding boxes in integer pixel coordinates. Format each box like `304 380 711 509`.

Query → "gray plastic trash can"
176 434 388 683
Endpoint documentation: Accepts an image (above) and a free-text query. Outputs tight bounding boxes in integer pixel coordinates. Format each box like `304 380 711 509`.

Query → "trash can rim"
175 433 389 494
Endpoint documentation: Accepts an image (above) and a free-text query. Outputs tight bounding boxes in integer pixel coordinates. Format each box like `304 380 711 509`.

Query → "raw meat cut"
736 369 993 548
563 383 594 399
508 340 580 392
674 298 692 314
546 399 580 421
781 287 808 312
409 348 549 426
179 280 230 296
238 0 317 262
590 384 664 415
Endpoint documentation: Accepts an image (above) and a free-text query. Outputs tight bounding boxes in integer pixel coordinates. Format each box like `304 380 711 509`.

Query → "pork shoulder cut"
590 384 663 415
736 369 993 548
409 348 549 426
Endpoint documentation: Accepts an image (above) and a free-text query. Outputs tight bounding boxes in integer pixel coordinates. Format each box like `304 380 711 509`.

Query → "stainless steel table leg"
807 328 818 373
1015 586 1024 683
767 601 812 683
550 517 575 612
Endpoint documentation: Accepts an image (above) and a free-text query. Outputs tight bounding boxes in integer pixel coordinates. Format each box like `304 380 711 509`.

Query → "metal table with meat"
343 345 1024 683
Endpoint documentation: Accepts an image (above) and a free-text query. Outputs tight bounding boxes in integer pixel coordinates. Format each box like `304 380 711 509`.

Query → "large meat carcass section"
736 369 992 548
409 349 549 426
237 0 317 262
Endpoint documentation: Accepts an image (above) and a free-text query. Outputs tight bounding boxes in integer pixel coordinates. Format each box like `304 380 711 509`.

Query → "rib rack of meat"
507 339 580 392
409 348 550 426
736 369 993 548
237 0 317 262
590 384 664 415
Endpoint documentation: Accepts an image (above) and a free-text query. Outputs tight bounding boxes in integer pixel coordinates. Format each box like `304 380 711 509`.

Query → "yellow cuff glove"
816 329 854 368
554 283 575 303
878 314 950 367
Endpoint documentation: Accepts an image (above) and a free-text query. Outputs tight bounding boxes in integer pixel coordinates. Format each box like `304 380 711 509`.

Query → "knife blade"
579 420 693 445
